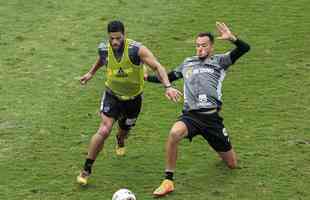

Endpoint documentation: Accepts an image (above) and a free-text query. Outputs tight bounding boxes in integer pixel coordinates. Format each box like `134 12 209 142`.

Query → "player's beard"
198 53 209 60
112 40 124 51
198 49 212 60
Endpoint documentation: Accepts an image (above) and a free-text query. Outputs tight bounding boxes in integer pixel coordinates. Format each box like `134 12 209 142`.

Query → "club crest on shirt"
185 67 193 78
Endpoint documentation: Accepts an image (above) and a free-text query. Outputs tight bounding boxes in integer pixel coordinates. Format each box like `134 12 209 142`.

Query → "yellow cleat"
153 179 174 197
115 146 126 156
76 170 90 186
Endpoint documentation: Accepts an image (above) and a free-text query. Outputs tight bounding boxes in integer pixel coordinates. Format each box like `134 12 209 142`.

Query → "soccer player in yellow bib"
77 20 182 185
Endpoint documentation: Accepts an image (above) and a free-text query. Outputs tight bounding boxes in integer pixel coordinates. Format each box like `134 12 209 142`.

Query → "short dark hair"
107 20 125 34
197 32 214 43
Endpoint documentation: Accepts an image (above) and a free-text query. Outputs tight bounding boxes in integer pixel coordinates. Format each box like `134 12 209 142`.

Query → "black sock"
165 171 174 181
116 135 125 147
83 158 95 174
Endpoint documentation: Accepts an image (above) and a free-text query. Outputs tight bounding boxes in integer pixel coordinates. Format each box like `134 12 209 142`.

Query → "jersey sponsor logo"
193 68 214 75
197 102 212 106
198 94 207 102
197 94 209 106
112 67 133 77
116 67 128 77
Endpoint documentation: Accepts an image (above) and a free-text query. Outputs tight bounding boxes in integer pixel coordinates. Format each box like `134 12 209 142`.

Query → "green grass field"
1 0 310 199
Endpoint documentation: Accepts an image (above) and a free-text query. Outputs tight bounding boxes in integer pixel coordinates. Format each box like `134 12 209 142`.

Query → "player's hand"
144 71 149 81
143 64 149 81
80 72 93 85
216 22 237 42
165 87 182 102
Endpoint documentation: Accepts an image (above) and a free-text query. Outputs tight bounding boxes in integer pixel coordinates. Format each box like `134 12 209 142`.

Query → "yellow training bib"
105 39 144 100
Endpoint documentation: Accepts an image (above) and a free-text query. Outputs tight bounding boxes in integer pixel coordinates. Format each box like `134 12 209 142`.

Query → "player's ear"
210 44 214 52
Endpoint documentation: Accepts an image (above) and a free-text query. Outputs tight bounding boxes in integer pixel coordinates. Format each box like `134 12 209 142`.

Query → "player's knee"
227 159 237 169
169 129 184 143
97 124 112 138
219 148 237 169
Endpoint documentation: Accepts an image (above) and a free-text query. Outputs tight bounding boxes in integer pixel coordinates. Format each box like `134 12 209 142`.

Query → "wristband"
164 85 172 89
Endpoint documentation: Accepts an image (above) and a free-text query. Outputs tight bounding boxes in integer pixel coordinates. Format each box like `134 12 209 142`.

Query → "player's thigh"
97 113 115 138
100 91 121 119
118 95 142 130
202 126 232 152
123 94 142 117
199 113 231 152
100 112 114 128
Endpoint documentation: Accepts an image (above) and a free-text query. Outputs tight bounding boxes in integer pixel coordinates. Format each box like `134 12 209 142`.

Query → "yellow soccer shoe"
153 179 174 197
76 170 90 186
115 146 126 156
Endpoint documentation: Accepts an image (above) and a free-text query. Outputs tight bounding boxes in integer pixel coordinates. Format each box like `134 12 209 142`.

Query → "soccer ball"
112 188 136 200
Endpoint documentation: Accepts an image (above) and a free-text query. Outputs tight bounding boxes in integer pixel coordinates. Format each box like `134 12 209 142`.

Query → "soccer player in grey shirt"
147 22 250 197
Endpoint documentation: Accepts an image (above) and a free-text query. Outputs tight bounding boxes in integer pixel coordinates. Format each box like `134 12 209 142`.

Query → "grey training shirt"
175 53 232 111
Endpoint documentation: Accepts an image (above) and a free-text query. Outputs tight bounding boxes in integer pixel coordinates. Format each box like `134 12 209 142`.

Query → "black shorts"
100 91 142 130
178 110 232 152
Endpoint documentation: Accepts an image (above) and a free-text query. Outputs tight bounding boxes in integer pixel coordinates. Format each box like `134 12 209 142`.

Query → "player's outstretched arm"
80 56 103 85
139 46 182 102
146 71 182 83
216 22 250 63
